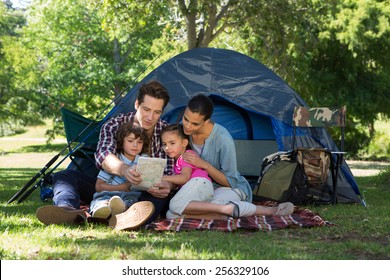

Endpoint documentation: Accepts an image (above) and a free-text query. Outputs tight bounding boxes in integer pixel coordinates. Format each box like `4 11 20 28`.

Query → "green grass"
1 119 389 260
1 168 389 260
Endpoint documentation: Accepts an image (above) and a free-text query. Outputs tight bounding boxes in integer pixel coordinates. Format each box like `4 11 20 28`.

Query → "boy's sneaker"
109 201 154 231
36 205 86 225
92 204 111 219
109 196 126 215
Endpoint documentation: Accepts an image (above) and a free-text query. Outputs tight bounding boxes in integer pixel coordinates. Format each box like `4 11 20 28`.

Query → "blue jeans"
52 170 96 209
51 170 170 223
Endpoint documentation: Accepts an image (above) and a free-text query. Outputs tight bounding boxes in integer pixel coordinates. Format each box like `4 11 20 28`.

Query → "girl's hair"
187 94 214 121
161 123 190 150
116 122 150 155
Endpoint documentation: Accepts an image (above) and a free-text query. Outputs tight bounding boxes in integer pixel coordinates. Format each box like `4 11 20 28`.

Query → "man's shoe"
109 201 154 231
36 205 86 225
109 196 126 216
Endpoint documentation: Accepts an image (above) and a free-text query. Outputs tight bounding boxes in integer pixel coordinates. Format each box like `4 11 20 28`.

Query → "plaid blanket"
146 205 331 232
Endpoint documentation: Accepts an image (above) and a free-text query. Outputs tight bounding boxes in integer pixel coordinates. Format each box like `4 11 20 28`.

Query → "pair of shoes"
36 205 86 225
92 196 127 219
109 196 126 215
274 202 295 216
109 201 154 231
228 201 240 218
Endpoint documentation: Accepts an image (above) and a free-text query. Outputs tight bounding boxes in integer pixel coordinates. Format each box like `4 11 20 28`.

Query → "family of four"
36 80 294 230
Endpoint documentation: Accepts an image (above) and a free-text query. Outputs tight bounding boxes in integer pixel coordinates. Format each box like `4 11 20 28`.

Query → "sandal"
274 202 295 216
228 201 240 218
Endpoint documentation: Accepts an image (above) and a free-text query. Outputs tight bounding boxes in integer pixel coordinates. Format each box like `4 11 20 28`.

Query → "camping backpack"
252 151 309 205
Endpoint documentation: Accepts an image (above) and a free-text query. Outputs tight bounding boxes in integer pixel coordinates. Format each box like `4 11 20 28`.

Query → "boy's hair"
116 122 150 155
187 94 214 121
137 80 170 109
161 123 190 149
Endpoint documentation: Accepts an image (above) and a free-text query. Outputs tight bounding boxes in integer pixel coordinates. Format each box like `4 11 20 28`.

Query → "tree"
2 0 388 157
11 0 165 139
0 1 39 135
238 0 389 155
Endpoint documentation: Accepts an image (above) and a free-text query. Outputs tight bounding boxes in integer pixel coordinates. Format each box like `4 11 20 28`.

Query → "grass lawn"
1 122 389 261
1 167 390 260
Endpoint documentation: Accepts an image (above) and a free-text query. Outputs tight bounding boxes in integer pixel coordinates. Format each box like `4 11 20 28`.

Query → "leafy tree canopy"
1 0 388 156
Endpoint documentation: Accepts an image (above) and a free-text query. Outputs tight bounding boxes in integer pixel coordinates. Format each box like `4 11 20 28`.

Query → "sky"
8 0 30 9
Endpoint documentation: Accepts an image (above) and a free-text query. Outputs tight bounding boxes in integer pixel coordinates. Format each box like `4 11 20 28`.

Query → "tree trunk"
178 0 198 49
368 120 375 139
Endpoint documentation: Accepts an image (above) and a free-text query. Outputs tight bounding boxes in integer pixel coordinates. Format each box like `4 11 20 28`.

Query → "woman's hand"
183 151 230 187
182 151 208 169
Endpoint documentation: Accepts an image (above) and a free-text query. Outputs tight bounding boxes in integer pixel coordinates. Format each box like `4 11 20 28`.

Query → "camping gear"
252 151 309 204
295 148 331 187
292 106 347 204
61 107 101 177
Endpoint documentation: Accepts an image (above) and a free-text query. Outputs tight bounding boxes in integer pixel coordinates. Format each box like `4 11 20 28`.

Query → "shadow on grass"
0 168 56 208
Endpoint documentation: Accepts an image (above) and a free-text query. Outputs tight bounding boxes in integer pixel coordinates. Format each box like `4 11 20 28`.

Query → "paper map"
132 157 167 191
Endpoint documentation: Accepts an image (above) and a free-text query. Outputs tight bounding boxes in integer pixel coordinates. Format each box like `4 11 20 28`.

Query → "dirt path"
0 152 71 169
346 160 389 177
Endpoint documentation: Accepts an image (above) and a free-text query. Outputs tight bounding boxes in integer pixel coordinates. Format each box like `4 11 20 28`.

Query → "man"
36 80 175 229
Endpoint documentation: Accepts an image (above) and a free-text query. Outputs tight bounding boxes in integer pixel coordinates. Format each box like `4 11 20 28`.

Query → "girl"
161 122 294 220
161 124 214 219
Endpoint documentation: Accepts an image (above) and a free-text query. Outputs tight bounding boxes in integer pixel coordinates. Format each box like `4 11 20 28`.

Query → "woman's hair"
187 94 214 121
115 122 150 155
137 80 170 109
161 123 190 150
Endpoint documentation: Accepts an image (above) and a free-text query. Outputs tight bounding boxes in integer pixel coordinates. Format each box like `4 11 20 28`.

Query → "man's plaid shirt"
94 112 174 175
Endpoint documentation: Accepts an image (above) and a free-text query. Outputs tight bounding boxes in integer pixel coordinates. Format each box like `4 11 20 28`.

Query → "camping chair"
61 107 101 174
292 106 347 205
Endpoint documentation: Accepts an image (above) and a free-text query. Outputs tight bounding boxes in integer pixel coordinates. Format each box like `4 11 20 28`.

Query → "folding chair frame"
292 106 347 205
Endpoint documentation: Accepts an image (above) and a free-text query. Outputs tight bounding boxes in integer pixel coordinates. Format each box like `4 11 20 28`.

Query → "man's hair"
187 94 214 121
116 122 150 155
137 80 170 109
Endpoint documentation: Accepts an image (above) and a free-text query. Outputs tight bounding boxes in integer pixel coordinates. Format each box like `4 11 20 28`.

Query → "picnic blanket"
146 203 331 232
